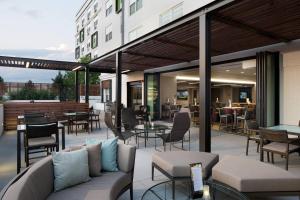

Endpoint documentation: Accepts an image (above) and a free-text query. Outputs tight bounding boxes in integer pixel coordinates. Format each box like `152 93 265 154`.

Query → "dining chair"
25 122 59 167
259 128 300 170
156 112 191 151
245 120 260 156
236 108 250 132
89 108 101 130
73 112 89 135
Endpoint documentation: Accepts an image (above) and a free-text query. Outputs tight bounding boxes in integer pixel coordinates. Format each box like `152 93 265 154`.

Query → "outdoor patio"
1 116 300 200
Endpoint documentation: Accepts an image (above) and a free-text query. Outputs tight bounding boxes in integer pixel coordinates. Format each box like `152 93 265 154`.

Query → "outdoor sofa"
212 155 300 198
0 143 136 200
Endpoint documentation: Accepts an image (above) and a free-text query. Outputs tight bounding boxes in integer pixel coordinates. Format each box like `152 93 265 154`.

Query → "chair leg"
271 153 274 164
172 179 175 200
246 138 249 156
286 154 289 170
152 163 154 181
256 142 259 153
130 183 133 200
267 152 270 162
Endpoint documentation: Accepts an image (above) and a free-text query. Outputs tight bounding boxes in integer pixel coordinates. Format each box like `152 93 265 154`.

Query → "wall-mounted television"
177 90 189 100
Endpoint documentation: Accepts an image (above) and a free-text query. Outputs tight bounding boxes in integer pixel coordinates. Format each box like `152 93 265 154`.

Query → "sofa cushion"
2 156 54 200
212 155 300 192
47 171 131 200
87 143 102 177
117 142 136 173
152 151 219 178
52 149 91 191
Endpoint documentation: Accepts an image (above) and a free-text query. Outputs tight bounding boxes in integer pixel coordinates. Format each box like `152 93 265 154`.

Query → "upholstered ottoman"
152 151 219 199
212 155 300 196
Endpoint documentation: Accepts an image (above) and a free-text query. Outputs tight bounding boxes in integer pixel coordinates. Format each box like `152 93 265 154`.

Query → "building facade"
75 0 216 109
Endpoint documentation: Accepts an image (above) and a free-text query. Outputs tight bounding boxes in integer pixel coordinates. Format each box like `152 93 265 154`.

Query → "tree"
0 76 3 83
52 71 65 101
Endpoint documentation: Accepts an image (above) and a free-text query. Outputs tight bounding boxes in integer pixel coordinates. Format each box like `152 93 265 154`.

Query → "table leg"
62 128 65 150
145 131 147 148
17 131 21 174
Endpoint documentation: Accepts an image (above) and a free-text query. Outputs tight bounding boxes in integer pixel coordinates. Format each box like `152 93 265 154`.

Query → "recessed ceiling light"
240 71 245 74
226 70 230 72
253 73 256 75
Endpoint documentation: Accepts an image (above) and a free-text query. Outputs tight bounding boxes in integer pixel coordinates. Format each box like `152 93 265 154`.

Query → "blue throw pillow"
86 137 118 172
52 149 91 191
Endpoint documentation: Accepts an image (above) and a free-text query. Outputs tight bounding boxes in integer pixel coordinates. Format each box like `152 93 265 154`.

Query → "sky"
0 0 84 83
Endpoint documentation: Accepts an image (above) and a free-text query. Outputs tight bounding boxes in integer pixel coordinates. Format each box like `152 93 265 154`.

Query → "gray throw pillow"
67 144 102 177
86 143 102 177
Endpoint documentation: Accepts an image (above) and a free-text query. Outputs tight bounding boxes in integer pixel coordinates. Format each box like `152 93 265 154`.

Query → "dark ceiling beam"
212 14 291 43
105 59 156 68
123 51 190 62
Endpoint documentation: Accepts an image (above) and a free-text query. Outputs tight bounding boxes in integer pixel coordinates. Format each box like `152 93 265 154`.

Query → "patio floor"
1 121 300 200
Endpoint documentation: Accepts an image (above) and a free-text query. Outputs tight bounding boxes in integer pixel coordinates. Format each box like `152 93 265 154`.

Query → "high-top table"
17 120 65 174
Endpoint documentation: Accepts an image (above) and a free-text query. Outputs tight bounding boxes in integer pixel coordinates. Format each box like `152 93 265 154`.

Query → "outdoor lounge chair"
156 112 190 151
73 112 89 135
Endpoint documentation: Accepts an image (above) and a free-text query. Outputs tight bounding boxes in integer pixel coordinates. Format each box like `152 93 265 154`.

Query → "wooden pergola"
0 56 114 102
90 0 300 152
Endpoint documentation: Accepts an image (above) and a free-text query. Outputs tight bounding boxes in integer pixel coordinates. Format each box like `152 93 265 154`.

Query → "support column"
199 14 211 152
115 51 122 131
256 52 280 127
85 65 89 104
75 70 79 103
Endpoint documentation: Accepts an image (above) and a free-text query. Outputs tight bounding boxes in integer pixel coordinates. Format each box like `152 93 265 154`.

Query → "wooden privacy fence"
4 102 89 130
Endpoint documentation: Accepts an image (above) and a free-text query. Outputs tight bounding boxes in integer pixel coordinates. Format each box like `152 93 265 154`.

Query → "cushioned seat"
48 172 131 200
152 151 219 178
263 142 300 153
212 155 300 192
28 136 56 147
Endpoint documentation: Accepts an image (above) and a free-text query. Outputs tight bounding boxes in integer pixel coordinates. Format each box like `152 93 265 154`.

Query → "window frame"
75 47 80 59
116 0 122 13
91 32 98 49
105 24 113 42
79 28 85 43
105 0 113 16
129 0 142 16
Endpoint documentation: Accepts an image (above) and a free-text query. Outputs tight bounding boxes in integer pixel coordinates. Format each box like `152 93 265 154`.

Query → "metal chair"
156 112 191 151
218 108 233 130
89 108 101 130
25 122 59 167
259 128 300 170
73 112 89 135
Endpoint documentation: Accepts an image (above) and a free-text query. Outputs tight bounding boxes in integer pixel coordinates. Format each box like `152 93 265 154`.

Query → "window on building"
94 2 98 13
86 53 92 60
87 27 91 36
129 0 142 15
159 3 183 26
75 47 80 59
105 0 113 16
87 11 91 20
116 0 122 13
128 26 142 41
76 25 79 33
87 42 90 51
79 28 85 42
105 24 112 42
76 37 79 45
81 46 85 55
94 19 98 30
81 18 85 27
91 32 98 49
101 80 112 103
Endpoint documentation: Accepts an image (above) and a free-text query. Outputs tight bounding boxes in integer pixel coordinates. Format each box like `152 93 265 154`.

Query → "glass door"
127 81 142 111
145 73 160 120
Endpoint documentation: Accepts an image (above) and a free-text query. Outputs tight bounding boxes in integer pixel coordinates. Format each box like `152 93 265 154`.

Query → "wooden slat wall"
4 102 89 130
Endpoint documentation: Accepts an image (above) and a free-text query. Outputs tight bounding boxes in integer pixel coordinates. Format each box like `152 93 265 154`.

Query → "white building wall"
280 50 300 125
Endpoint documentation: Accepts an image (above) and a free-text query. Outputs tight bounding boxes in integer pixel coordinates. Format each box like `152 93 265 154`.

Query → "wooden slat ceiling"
0 56 114 72
91 0 300 71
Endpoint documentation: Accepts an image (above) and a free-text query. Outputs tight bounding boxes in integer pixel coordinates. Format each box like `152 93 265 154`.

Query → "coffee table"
142 179 249 200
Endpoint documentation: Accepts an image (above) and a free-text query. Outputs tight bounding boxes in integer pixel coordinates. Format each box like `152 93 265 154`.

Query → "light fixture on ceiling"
226 69 230 72
25 62 30 68
72 66 83 71
121 70 131 73
176 76 199 81
176 76 256 85
242 60 256 69
253 73 256 75
240 71 245 74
